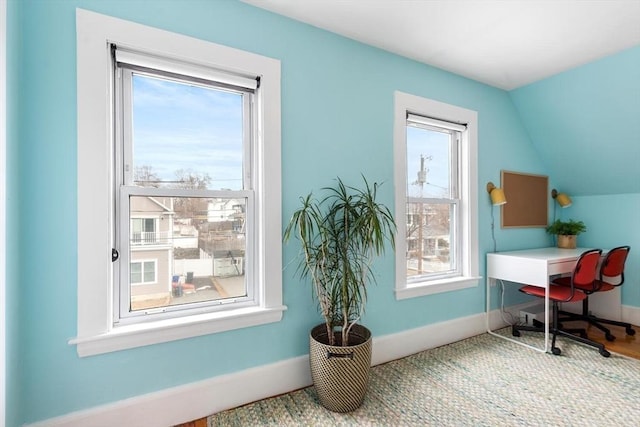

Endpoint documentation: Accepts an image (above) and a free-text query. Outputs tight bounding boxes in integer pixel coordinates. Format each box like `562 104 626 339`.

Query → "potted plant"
546 219 587 249
283 176 396 412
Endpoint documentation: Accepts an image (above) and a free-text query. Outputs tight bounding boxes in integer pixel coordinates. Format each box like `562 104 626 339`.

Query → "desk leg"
544 288 550 353
486 277 492 333
486 277 548 354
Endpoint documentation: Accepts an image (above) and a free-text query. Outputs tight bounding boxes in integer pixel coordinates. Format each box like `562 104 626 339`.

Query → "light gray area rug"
208 330 640 426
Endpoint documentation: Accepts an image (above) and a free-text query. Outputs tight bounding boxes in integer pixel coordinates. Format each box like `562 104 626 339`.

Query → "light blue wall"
9 0 635 425
510 46 640 197
571 194 640 308
509 46 640 309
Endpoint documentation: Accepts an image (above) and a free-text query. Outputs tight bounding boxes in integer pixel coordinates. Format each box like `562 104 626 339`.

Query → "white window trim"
72 9 284 357
0 1 6 422
394 91 481 300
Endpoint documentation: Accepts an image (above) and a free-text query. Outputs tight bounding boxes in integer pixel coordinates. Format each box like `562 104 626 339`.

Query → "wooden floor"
578 321 640 359
175 321 639 427
175 419 207 427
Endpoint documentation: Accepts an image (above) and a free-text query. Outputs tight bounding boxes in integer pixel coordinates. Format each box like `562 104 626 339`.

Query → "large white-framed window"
113 47 261 325
73 9 284 357
394 91 480 300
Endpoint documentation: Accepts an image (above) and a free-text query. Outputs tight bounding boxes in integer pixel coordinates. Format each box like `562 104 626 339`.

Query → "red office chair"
512 249 610 357
556 246 635 341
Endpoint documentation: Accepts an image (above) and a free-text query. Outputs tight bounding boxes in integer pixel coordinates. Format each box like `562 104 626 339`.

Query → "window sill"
69 305 287 357
395 276 481 300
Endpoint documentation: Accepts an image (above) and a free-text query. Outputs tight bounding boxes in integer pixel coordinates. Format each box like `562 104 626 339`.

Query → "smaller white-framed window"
393 91 481 300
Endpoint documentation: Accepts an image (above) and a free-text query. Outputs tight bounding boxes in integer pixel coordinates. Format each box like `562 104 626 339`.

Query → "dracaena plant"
283 176 396 346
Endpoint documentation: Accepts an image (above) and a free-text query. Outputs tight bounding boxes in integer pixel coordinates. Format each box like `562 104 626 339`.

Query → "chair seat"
520 284 588 303
552 276 615 292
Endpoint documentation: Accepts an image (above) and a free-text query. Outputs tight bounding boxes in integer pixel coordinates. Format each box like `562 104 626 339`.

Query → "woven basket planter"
309 323 372 413
557 234 577 249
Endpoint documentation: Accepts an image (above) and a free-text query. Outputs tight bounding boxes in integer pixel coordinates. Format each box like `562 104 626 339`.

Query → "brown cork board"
500 170 548 228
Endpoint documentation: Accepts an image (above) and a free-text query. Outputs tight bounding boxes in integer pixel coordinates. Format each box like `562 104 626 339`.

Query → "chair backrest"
571 249 603 291
599 246 630 287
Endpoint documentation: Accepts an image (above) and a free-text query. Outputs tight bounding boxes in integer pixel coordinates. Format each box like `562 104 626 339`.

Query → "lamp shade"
486 182 507 206
490 188 507 206
555 192 572 208
551 189 572 208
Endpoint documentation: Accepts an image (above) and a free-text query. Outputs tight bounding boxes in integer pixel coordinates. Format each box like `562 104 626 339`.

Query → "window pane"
131 74 244 191
143 218 155 232
405 118 460 281
406 202 454 277
130 262 142 284
129 195 248 312
143 261 155 282
406 126 451 198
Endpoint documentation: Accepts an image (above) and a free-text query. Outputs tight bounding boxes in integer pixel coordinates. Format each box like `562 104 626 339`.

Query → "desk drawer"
548 260 577 276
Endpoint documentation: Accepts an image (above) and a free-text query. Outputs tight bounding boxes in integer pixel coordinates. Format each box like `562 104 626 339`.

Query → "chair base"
558 309 636 342
512 318 610 358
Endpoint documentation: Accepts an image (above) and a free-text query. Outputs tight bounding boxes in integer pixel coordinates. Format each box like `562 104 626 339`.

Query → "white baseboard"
26 305 640 427
372 312 487 365
622 304 640 327
26 313 488 427
491 302 640 328
487 301 533 330
27 354 313 427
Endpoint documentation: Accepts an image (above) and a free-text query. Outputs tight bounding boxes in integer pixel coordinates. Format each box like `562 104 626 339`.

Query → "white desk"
486 247 593 353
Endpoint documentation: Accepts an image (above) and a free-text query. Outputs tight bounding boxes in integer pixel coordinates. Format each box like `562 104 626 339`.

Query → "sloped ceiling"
510 46 640 197
242 1 640 196
242 0 640 90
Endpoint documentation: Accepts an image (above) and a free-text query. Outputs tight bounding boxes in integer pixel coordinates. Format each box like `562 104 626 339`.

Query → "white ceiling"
242 0 640 90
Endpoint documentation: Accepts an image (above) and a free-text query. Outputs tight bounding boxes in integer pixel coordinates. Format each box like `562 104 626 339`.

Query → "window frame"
393 91 480 300
113 56 257 325
73 9 284 357
405 118 463 282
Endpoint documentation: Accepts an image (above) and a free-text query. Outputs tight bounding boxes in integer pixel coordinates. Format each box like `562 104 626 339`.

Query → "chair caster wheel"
605 333 616 342
627 327 636 336
600 349 611 358
551 347 561 356
512 329 521 337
